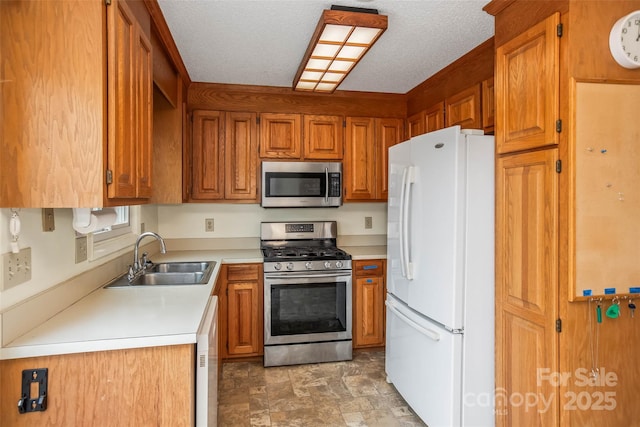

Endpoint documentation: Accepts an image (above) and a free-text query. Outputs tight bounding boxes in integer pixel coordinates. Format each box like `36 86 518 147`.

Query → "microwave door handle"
325 167 329 203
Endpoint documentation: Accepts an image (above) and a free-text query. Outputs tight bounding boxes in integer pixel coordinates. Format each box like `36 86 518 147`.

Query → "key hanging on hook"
606 297 621 319
596 300 603 323
629 299 636 319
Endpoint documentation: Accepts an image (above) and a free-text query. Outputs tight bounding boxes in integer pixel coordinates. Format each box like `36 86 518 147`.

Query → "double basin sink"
106 261 215 287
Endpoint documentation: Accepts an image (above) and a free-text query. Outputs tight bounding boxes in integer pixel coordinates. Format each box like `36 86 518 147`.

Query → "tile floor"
217 349 426 426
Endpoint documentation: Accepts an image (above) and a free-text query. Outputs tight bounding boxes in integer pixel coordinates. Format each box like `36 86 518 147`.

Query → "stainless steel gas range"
261 221 352 367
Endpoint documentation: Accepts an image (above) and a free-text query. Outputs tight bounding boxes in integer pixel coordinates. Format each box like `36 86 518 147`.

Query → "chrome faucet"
128 232 167 282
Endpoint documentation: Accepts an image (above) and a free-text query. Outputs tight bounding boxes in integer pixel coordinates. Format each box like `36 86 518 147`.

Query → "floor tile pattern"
218 350 426 426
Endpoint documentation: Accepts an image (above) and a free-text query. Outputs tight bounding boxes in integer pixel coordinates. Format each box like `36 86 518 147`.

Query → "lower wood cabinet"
0 345 194 426
217 263 264 359
353 259 386 348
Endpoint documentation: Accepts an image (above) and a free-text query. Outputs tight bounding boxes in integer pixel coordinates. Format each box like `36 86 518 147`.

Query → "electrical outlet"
75 236 88 264
364 216 373 229
2 247 32 290
205 218 215 232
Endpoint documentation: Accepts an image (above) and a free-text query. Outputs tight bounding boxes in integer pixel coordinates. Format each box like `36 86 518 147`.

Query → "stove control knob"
305 262 313 270
324 261 332 269
286 262 294 271
335 261 343 268
274 263 282 271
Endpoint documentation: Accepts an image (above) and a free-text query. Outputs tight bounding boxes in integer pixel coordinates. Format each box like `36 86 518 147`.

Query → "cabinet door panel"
425 102 445 133
191 110 224 200
227 282 261 356
345 117 376 200
376 118 403 200
259 113 301 159
407 111 426 138
482 77 495 134
495 13 560 154
354 276 385 348
445 84 482 129
304 115 343 159
495 149 558 426
136 28 153 198
225 112 258 200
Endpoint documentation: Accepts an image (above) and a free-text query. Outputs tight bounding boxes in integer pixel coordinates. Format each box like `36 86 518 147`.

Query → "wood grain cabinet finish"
495 149 559 427
425 101 445 133
0 345 194 426
353 260 386 348
495 13 560 154
345 117 403 202
0 0 154 207
445 84 482 129
190 110 258 202
107 0 153 200
218 264 264 359
481 77 495 134
303 115 344 159
259 113 302 159
407 110 426 138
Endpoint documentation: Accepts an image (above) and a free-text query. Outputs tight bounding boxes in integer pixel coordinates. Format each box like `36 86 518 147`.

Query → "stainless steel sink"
106 261 215 287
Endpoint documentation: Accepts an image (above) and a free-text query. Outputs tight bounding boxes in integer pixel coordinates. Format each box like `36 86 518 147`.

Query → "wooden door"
344 117 376 200
303 115 344 159
495 149 559 426
495 13 560 154
224 264 263 358
135 26 153 198
445 84 482 129
107 0 137 198
259 113 302 159
407 110 426 137
191 110 224 200
225 112 258 200
376 118 403 200
482 77 495 134
425 102 445 133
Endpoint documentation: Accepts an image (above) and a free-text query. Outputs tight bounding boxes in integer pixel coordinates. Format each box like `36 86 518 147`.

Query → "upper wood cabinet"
407 111 426 138
259 113 302 159
445 84 482 129
190 110 258 202
425 102 445 134
481 77 495 134
303 115 344 160
495 13 560 154
0 0 154 207
344 117 403 202
107 0 153 200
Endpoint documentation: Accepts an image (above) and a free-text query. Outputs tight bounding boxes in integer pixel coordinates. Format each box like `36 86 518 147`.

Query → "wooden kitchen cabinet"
353 259 386 348
407 110 426 137
0 345 194 426
481 77 495 134
303 115 344 159
190 110 259 202
218 263 264 359
0 0 155 207
495 12 559 154
344 117 403 201
259 113 302 159
445 84 482 129
425 101 445 133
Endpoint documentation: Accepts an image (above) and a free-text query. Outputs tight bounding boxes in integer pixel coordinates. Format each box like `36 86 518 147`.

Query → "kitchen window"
86 206 140 261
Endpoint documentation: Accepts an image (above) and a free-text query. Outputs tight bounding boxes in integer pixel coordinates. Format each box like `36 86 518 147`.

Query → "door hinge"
105 0 111 5
556 159 562 173
556 318 562 333
556 119 562 133
106 169 113 185
557 23 563 37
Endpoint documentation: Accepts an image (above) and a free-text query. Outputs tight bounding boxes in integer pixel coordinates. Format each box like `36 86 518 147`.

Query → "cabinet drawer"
226 264 260 281
353 260 384 277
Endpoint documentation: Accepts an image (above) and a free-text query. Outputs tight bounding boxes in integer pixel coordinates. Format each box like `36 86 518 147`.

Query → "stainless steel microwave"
261 161 342 208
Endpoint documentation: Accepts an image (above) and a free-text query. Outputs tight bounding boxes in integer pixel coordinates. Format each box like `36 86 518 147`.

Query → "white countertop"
1 246 384 360
1 249 262 360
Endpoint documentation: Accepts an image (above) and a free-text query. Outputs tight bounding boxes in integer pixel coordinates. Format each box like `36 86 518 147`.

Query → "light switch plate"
2 247 32 290
364 216 373 229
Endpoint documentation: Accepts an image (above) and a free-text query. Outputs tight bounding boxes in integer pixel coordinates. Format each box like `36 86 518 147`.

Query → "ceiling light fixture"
293 5 388 93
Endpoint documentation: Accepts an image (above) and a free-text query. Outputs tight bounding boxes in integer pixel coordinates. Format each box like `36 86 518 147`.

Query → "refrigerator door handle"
400 166 414 280
386 300 440 342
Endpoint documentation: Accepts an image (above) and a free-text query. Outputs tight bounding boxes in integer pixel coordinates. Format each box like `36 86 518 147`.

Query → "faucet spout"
129 232 166 281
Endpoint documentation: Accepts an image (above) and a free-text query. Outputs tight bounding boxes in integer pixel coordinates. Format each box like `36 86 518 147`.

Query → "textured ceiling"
157 0 494 94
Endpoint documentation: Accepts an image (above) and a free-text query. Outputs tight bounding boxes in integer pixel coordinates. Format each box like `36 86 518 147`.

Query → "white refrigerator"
385 126 495 427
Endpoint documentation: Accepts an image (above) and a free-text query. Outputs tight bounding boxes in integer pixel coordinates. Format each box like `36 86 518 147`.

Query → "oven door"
264 271 352 345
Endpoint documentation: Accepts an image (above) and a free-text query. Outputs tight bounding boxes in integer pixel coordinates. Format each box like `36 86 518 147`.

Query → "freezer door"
385 294 462 427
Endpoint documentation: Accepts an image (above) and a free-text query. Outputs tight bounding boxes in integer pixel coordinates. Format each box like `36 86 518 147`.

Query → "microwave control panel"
329 173 341 197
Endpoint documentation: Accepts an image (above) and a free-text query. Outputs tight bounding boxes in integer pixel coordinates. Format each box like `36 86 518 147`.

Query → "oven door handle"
265 272 351 280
